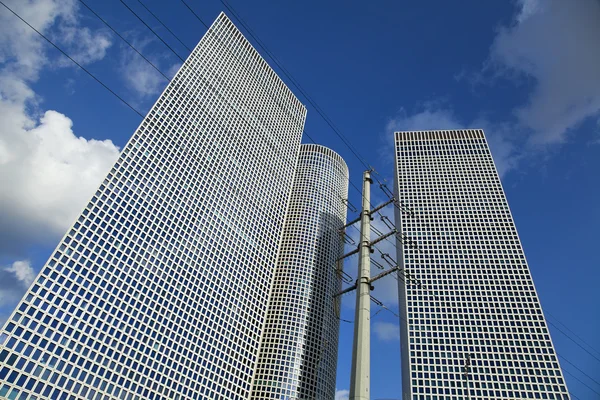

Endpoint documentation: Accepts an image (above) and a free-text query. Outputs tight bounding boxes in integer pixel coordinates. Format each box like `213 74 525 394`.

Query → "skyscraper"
393 129 570 400
0 13 307 400
251 144 349 400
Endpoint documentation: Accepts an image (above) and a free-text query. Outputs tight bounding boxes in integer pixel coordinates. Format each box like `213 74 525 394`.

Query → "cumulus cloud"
0 108 120 254
0 0 120 256
0 260 35 306
488 0 600 145
373 321 400 342
335 389 349 400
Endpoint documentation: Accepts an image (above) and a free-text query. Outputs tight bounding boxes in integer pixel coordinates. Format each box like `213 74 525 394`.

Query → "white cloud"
0 260 35 307
373 321 400 342
0 0 112 80
57 25 112 66
385 107 463 133
335 389 349 400
0 108 120 254
0 0 75 80
118 37 177 99
489 0 600 145
5 260 36 286
121 50 166 98
0 0 120 255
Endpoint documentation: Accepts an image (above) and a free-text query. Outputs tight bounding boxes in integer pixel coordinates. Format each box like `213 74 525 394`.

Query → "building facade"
393 129 570 400
0 13 306 400
251 144 349 400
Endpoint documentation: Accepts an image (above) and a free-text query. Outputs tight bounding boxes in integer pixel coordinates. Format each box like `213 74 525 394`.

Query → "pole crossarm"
334 266 398 298
338 247 360 261
368 229 397 247
338 229 398 262
367 198 395 217
333 283 358 298
339 198 395 232
369 266 399 284
341 215 362 230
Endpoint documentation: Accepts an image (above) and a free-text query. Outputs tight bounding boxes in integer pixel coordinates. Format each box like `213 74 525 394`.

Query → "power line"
217 0 374 173
134 0 193 52
557 353 600 388
547 311 600 358
179 0 210 29
119 0 185 62
168 1 390 223
183 1 430 235
0 0 144 118
118 0 420 239
177 5 600 387
568 391 581 400
9 4 594 394
563 368 600 397
174 2 407 236
179 2 396 219
77 0 170 81
548 320 600 364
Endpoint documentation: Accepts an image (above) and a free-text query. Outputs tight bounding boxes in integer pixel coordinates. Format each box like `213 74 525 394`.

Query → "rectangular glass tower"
394 129 570 400
0 13 306 400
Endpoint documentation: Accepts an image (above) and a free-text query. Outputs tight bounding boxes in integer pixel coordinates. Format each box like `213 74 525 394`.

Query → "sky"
0 0 599 399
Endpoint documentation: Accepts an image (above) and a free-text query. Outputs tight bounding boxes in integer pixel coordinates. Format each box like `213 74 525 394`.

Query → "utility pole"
349 170 372 400
335 171 399 400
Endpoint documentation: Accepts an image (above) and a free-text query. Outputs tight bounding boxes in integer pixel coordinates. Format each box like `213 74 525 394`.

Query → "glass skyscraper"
251 144 348 400
393 129 569 400
0 13 310 400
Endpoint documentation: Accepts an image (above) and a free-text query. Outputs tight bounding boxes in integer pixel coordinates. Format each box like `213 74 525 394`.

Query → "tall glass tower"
0 13 306 400
250 144 349 400
393 129 570 400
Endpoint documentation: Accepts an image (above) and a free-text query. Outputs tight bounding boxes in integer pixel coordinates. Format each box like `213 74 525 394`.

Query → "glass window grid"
0 13 306 400
250 144 349 400
394 130 570 400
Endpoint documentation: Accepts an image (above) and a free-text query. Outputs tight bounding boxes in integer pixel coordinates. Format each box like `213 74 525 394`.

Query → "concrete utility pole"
335 171 399 400
349 170 372 400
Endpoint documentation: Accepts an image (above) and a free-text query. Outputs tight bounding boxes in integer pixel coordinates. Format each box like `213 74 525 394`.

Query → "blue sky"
0 0 599 399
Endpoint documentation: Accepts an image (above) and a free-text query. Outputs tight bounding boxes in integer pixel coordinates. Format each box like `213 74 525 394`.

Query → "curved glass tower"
250 144 349 400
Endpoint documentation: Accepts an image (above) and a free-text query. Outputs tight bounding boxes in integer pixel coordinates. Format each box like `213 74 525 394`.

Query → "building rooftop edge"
213 11 308 114
394 128 485 133
299 143 349 173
